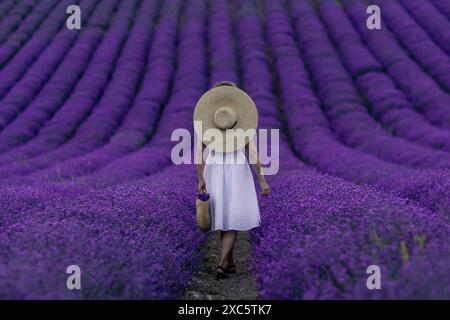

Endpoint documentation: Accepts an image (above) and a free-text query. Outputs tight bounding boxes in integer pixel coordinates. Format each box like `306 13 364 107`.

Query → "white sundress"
204 145 261 231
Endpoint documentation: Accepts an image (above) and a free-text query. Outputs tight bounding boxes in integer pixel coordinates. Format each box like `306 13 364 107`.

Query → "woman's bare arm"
246 142 270 196
196 139 206 192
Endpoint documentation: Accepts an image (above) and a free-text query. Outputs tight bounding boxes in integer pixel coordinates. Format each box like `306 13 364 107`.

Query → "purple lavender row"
0 0 36 46
233 0 309 179
0 0 19 23
399 0 450 56
27 0 182 181
0 1 138 167
234 1 282 131
85 0 265 184
214 0 286 149
0 0 98 132
342 0 450 130
70 0 225 184
431 0 450 19
373 0 450 92
235 0 450 299
0 0 204 225
208 0 238 86
0 0 119 154
0 0 80 98
289 0 450 169
253 167 450 298
249 0 450 299
0 0 58 67
0 165 207 299
258 0 449 214
0 0 209 299
0 0 157 178
0 6 155 217
80 0 208 183
315 1 450 153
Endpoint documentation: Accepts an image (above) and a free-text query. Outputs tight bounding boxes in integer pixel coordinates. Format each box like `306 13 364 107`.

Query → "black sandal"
216 266 229 280
225 263 236 274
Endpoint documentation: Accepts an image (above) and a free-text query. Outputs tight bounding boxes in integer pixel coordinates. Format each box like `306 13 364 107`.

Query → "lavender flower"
197 192 210 202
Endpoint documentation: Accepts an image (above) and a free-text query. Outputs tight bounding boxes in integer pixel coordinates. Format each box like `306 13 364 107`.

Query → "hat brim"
193 86 258 153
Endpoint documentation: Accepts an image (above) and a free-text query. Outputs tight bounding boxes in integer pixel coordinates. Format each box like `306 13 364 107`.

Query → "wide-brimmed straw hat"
193 85 258 153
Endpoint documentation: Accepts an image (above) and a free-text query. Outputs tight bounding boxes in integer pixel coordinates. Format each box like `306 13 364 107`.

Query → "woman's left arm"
246 142 270 196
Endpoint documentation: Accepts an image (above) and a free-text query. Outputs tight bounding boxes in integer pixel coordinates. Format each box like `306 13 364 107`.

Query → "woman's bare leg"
219 231 235 266
219 230 237 267
228 232 236 265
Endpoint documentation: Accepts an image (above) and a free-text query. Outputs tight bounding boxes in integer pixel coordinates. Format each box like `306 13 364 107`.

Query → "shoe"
216 266 229 280
224 263 236 274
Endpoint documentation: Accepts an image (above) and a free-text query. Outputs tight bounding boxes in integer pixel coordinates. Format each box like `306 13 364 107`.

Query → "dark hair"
212 81 237 88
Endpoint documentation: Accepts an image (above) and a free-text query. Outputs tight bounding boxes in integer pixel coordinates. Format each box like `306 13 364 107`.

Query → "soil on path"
182 231 259 300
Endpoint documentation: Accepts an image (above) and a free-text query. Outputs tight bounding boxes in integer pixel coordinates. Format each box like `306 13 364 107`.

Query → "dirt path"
182 231 259 300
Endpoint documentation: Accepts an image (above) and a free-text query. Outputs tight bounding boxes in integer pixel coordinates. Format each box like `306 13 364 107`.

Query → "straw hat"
193 85 258 153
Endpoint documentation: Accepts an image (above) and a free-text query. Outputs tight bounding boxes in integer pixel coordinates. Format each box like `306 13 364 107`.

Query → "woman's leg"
219 231 236 266
219 230 237 267
228 232 236 265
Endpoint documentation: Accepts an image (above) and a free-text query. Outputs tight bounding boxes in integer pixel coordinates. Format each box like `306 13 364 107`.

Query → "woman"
194 81 269 280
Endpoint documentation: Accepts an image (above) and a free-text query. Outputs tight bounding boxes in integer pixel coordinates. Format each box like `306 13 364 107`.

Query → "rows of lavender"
0 0 448 299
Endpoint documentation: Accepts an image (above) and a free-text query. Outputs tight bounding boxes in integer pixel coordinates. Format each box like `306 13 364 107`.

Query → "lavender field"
0 0 449 299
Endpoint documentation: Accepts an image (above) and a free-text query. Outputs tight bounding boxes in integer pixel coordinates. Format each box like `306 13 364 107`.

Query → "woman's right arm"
195 139 206 192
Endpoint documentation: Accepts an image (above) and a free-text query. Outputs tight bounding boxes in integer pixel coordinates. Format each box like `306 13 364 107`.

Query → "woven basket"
196 198 211 232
